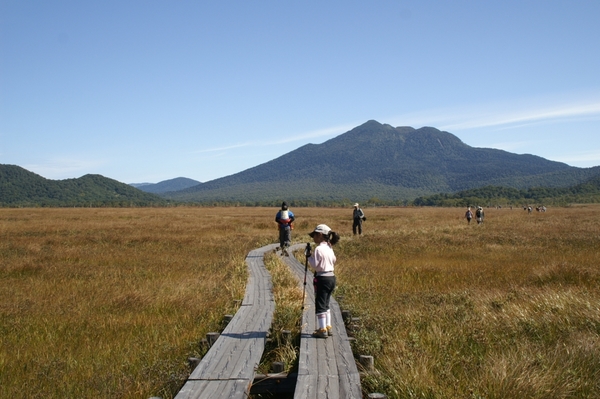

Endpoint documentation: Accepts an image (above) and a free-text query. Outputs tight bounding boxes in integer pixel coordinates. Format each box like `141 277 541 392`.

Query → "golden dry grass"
0 207 276 399
331 205 600 399
1 205 599 398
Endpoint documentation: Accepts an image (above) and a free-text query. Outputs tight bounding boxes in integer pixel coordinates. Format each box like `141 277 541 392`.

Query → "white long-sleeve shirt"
308 241 336 275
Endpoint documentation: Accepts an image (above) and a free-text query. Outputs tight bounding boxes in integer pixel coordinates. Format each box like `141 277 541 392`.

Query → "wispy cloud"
193 142 252 153
192 122 356 154
440 101 600 131
387 96 600 132
192 96 600 163
263 123 358 145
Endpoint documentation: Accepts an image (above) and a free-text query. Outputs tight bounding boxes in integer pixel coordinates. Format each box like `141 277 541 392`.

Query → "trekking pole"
302 242 311 310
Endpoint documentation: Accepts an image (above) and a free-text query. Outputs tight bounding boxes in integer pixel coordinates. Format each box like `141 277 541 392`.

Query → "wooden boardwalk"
281 243 363 399
174 244 278 399
173 242 362 399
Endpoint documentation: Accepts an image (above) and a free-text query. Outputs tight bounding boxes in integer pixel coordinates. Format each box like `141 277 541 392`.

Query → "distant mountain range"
160 120 600 204
131 177 201 194
3 120 600 207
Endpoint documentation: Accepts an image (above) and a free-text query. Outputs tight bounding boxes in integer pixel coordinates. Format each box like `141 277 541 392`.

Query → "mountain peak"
161 121 598 203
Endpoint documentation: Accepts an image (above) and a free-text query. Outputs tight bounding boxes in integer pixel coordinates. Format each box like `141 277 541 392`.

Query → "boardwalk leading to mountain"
173 242 362 399
174 244 277 399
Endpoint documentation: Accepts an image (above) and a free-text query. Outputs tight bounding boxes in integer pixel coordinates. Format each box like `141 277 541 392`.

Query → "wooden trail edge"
174 243 278 399
282 243 363 399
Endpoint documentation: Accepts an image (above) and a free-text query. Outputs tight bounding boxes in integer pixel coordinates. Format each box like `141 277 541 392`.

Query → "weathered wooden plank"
242 273 257 305
295 374 318 399
338 372 363 399
320 338 338 376
176 379 250 399
174 244 278 399
243 250 273 306
210 310 272 379
187 290 273 379
330 300 360 373
295 374 344 399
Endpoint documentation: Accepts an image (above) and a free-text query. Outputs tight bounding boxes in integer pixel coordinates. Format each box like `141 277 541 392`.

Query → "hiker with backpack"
275 202 295 252
476 206 485 224
306 224 340 338
352 203 365 235
465 207 473 224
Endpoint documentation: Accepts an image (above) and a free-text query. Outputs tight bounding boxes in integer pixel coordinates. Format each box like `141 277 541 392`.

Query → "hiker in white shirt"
307 224 340 338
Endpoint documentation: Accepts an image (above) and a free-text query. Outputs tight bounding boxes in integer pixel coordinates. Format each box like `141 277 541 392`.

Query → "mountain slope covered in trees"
4 121 600 207
412 174 600 207
163 120 600 204
0 165 168 207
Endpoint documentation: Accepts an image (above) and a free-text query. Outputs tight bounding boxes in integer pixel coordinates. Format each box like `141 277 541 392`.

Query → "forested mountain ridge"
413 173 600 207
163 120 600 204
4 121 600 206
0 165 168 207
130 177 201 193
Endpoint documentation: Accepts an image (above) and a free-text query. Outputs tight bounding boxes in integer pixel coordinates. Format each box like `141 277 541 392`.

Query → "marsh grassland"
1 206 599 398
0 207 275 398
333 205 600 399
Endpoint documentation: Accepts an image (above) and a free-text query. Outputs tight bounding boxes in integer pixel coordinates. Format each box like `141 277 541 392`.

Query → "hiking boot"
326 326 333 336
312 328 328 338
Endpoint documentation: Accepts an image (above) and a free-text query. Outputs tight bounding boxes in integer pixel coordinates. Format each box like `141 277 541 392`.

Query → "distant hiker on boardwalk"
476 206 485 224
275 202 295 253
352 203 365 235
465 207 473 224
306 224 340 338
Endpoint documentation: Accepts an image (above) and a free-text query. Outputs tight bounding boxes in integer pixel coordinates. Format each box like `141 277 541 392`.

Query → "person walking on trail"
465 207 473 224
306 224 340 338
476 206 485 224
275 202 295 253
352 203 365 235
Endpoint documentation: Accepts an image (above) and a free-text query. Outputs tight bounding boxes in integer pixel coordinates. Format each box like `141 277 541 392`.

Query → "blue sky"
2 1 599 184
